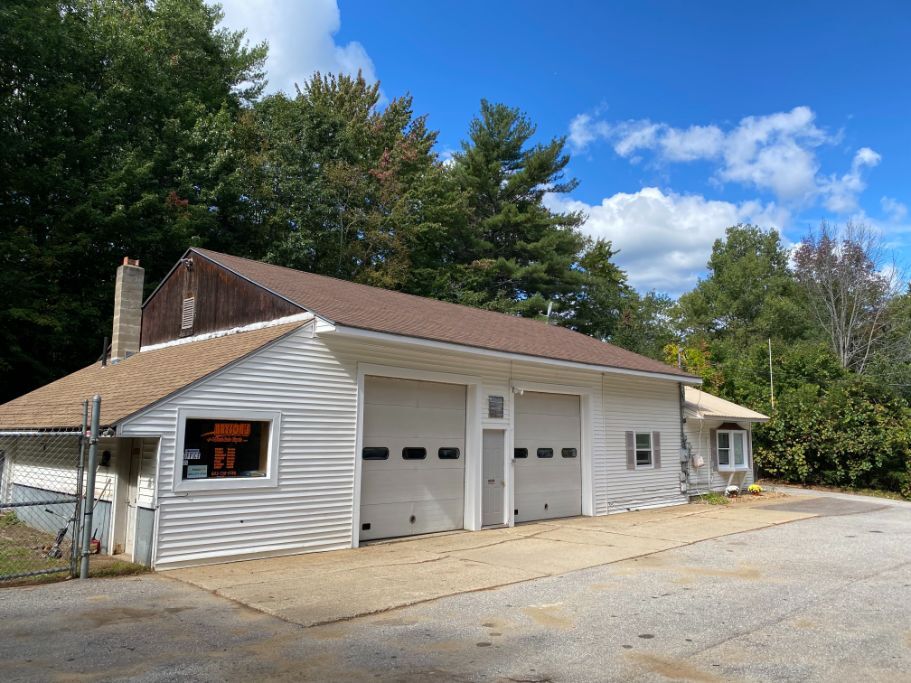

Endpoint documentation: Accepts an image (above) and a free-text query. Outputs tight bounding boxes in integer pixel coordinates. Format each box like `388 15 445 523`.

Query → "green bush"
755 376 911 497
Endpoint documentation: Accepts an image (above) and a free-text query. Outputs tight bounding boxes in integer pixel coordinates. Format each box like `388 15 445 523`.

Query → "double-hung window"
635 432 653 468
717 430 747 470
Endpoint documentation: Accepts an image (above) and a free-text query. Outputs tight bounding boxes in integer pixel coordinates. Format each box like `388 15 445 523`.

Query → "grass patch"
697 492 730 506
0 511 147 587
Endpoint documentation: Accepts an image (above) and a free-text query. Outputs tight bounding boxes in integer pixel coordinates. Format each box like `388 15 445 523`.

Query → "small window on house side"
717 432 730 467
561 448 577 458
537 448 554 458
514 448 528 459
635 432 653 468
438 447 460 460
181 418 269 480
362 447 389 460
717 430 747 471
402 447 427 460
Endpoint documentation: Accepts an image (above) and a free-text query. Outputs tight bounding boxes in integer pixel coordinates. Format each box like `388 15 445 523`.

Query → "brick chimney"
111 257 144 362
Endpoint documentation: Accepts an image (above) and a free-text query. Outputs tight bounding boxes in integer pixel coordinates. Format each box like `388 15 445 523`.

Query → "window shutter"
625 431 635 470
709 428 718 469
652 431 661 469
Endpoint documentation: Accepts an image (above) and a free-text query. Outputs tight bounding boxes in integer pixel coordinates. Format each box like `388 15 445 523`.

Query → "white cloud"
546 187 789 294
214 0 378 94
881 196 908 222
569 106 878 212
820 147 882 213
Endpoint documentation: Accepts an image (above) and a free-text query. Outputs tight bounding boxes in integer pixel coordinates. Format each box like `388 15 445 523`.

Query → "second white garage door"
514 391 582 522
359 376 466 541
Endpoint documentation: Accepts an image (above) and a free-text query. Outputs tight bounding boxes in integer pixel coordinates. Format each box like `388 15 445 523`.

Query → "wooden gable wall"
140 252 303 346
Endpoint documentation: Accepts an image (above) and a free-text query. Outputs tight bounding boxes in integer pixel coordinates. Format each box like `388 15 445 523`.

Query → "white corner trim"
140 313 316 352
324 324 701 385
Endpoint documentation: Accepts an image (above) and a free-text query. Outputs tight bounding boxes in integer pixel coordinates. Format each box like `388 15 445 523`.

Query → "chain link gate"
0 399 98 584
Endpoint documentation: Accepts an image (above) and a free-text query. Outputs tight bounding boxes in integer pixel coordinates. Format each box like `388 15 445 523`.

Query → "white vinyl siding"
602 374 687 511
684 419 755 492
122 325 692 567
121 329 358 568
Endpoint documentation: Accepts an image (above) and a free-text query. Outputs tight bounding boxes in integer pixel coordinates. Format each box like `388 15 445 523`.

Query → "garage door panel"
360 377 466 541
514 392 580 416
361 439 465 472
365 376 465 408
514 489 580 521
364 404 466 438
359 499 463 541
514 391 582 523
361 468 464 504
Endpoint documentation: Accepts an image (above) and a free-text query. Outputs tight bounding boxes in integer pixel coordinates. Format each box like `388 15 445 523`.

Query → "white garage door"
514 391 582 522
359 376 466 541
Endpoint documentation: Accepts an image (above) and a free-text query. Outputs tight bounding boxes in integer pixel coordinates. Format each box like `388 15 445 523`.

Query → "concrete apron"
165 499 816 627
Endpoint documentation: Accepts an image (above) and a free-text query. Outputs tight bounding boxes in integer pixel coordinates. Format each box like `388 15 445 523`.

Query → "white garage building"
0 248 764 569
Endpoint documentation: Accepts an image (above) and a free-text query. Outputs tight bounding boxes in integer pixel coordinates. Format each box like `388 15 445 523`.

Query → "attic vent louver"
181 297 196 331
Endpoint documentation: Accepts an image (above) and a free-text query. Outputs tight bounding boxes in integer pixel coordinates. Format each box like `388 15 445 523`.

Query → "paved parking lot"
167 498 814 626
0 494 908 682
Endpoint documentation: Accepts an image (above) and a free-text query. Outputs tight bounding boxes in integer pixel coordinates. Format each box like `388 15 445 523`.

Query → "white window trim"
172 407 281 493
716 429 748 471
634 431 654 469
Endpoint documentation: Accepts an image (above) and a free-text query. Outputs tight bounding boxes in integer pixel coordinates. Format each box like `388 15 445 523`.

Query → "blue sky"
216 0 911 294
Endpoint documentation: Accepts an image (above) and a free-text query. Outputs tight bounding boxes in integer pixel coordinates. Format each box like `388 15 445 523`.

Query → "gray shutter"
625 431 635 470
709 428 718 469
652 431 661 469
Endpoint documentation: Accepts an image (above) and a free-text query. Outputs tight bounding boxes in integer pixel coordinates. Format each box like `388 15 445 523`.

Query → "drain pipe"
678 383 690 495
79 395 101 579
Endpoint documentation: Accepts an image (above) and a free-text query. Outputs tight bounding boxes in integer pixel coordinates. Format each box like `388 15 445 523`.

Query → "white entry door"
482 430 505 526
513 391 582 522
359 376 466 541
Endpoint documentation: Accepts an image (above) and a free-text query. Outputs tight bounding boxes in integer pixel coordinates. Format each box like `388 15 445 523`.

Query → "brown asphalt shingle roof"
191 248 695 380
0 321 304 430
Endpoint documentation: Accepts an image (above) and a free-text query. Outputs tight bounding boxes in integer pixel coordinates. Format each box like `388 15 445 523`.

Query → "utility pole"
768 338 775 410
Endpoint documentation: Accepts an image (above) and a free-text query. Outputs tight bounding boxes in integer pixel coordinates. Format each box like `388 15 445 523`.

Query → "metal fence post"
71 400 88 578
79 395 101 579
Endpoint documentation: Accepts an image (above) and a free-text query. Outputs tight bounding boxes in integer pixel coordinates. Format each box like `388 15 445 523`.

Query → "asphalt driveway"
0 494 908 682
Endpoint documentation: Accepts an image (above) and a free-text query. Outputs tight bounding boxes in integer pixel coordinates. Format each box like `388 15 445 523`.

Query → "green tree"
250 73 465 292
678 224 805 343
563 239 635 339
610 291 678 360
0 0 265 401
444 100 587 317
757 375 911 496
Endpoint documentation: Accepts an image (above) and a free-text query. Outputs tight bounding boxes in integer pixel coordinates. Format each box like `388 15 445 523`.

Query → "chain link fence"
0 397 105 584
0 429 86 582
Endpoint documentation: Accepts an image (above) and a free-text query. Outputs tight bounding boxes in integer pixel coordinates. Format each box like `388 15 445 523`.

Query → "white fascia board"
324 324 702 385
687 413 769 424
139 313 315 352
